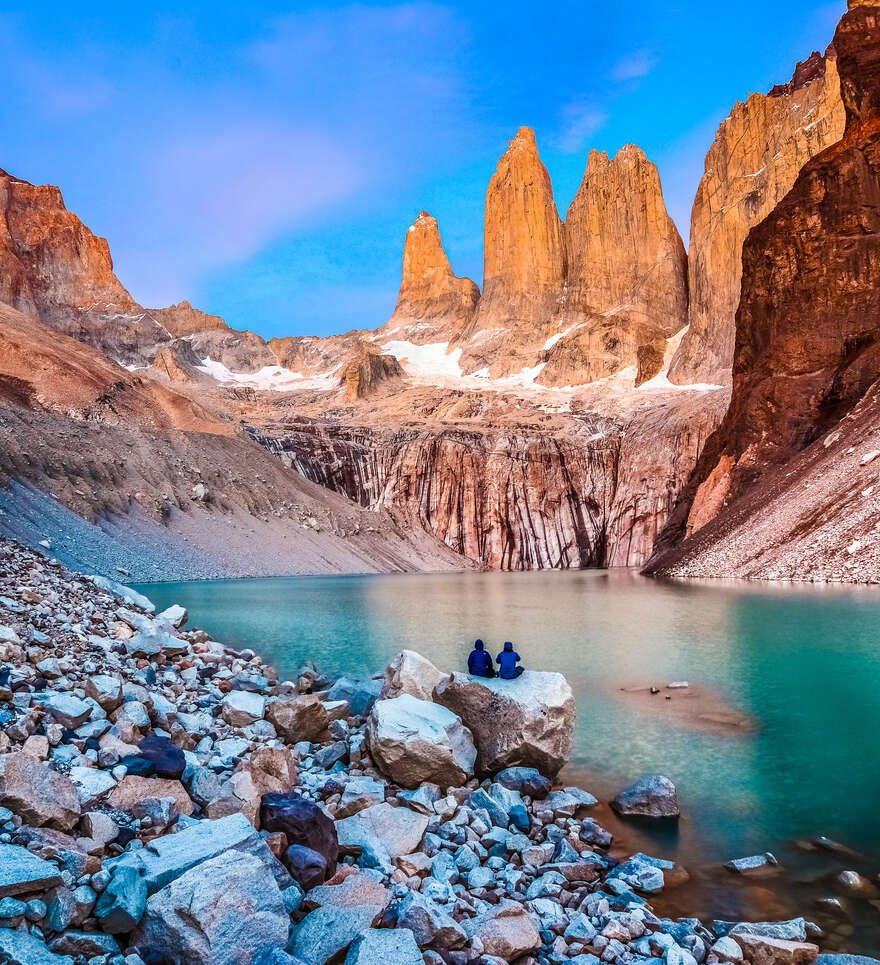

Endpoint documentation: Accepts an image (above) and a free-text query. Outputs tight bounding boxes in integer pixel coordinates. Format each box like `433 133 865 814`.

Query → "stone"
260 792 338 879
40 692 92 729
344 928 422 965
158 603 188 628
336 802 429 861
610 774 680 820
291 873 391 965
266 694 329 743
68 764 116 805
94 865 147 932
133 850 289 965
366 693 476 789
49 931 120 958
85 674 123 712
0 843 64 897
121 734 187 780
284 845 328 892
393 891 468 950
433 670 574 776
222 690 267 727
0 752 81 830
0 928 73 965
733 934 819 965
336 776 386 818
712 937 745 962
725 852 778 873
326 676 382 717
461 899 541 959
82 810 118 846
380 650 448 701
494 766 551 799
108 775 194 819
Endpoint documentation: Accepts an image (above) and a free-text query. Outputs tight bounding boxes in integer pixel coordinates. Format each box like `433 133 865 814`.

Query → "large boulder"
0 844 64 898
120 735 186 780
327 676 382 717
0 753 81 831
433 671 575 777
132 850 289 965
366 694 475 789
733 934 819 965
462 900 541 959
610 774 681 820
260 792 338 882
380 650 448 701
336 803 429 869
344 929 422 965
266 694 329 743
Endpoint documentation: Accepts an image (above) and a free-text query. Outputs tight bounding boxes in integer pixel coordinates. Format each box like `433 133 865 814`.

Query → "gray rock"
291 874 391 965
724 852 778 873
266 694 329 743
462 900 541 959
94 865 147 932
719 918 807 942
222 690 267 728
393 891 467 950
434 670 575 777
133 850 288 965
816 958 880 965
610 774 680 820
0 844 64 897
0 928 73 965
366 694 476 789
732 933 819 963
711 937 744 962
327 676 382 717
85 674 123 711
49 931 121 959
39 692 93 729
337 777 386 819
68 764 116 805
344 928 422 965
336 802 429 862
158 604 188 628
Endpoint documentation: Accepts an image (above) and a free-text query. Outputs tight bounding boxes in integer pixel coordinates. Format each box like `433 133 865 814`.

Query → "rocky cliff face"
668 50 846 385
149 300 228 337
381 211 479 345
245 386 726 570
649 0 880 580
539 145 688 387
340 348 404 401
460 128 566 377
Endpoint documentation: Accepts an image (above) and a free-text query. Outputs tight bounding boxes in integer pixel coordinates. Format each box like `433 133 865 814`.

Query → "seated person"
496 640 524 679
467 639 494 677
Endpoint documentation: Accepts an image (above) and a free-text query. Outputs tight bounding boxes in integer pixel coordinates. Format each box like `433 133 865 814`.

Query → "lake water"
136 569 880 951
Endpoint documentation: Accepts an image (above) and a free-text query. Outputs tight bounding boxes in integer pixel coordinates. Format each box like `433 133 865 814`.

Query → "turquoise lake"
137 569 880 950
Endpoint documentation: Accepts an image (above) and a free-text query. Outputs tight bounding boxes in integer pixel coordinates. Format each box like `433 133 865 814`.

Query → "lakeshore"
0 537 876 964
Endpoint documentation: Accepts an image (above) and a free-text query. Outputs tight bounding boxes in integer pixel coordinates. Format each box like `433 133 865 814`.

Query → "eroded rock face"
383 211 480 345
433 670 575 777
462 127 566 377
669 50 845 385
650 1 880 579
540 145 688 387
340 348 404 402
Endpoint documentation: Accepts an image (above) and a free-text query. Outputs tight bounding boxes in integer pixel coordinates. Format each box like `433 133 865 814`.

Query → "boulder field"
0 536 873 964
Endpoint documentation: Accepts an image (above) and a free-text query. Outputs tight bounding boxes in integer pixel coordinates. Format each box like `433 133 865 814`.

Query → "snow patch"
196 357 337 391
381 340 463 378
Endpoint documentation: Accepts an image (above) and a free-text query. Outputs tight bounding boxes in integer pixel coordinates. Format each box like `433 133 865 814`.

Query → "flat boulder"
327 676 382 717
380 650 448 701
462 900 541 959
108 775 194 821
344 929 422 965
610 774 681 820
433 670 575 777
0 844 64 897
133 850 289 965
0 752 81 831
366 694 476 789
0 928 73 965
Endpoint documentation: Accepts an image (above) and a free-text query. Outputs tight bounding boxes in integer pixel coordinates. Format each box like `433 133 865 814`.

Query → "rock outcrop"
382 211 479 345
540 145 688 387
650 0 880 581
340 347 404 401
433 670 575 777
148 300 228 337
461 127 566 377
669 49 845 385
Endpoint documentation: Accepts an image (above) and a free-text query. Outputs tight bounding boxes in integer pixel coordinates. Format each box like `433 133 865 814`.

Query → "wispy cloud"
556 100 608 154
611 50 657 82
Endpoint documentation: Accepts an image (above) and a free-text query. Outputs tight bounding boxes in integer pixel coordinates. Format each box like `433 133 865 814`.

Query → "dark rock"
119 735 186 780
260 792 338 880
610 774 680 820
285 845 328 892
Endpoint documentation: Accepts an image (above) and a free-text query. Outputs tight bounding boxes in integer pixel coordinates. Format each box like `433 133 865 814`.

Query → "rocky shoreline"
0 536 874 965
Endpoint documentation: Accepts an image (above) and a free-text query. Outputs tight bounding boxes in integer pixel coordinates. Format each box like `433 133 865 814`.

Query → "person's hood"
474 639 484 650
503 641 513 652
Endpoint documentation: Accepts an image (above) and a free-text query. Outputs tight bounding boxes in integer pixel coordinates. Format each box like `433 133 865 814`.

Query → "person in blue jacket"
496 640 524 679
467 639 494 678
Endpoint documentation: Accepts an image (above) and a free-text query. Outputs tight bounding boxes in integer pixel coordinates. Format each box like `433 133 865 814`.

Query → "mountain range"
1 0 878 583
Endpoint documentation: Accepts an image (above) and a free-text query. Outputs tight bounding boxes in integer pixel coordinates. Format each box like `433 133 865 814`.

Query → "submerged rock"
433 670 575 776
366 693 476 789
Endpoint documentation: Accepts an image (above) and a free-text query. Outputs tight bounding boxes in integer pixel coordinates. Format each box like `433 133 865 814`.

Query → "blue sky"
1 1 844 339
